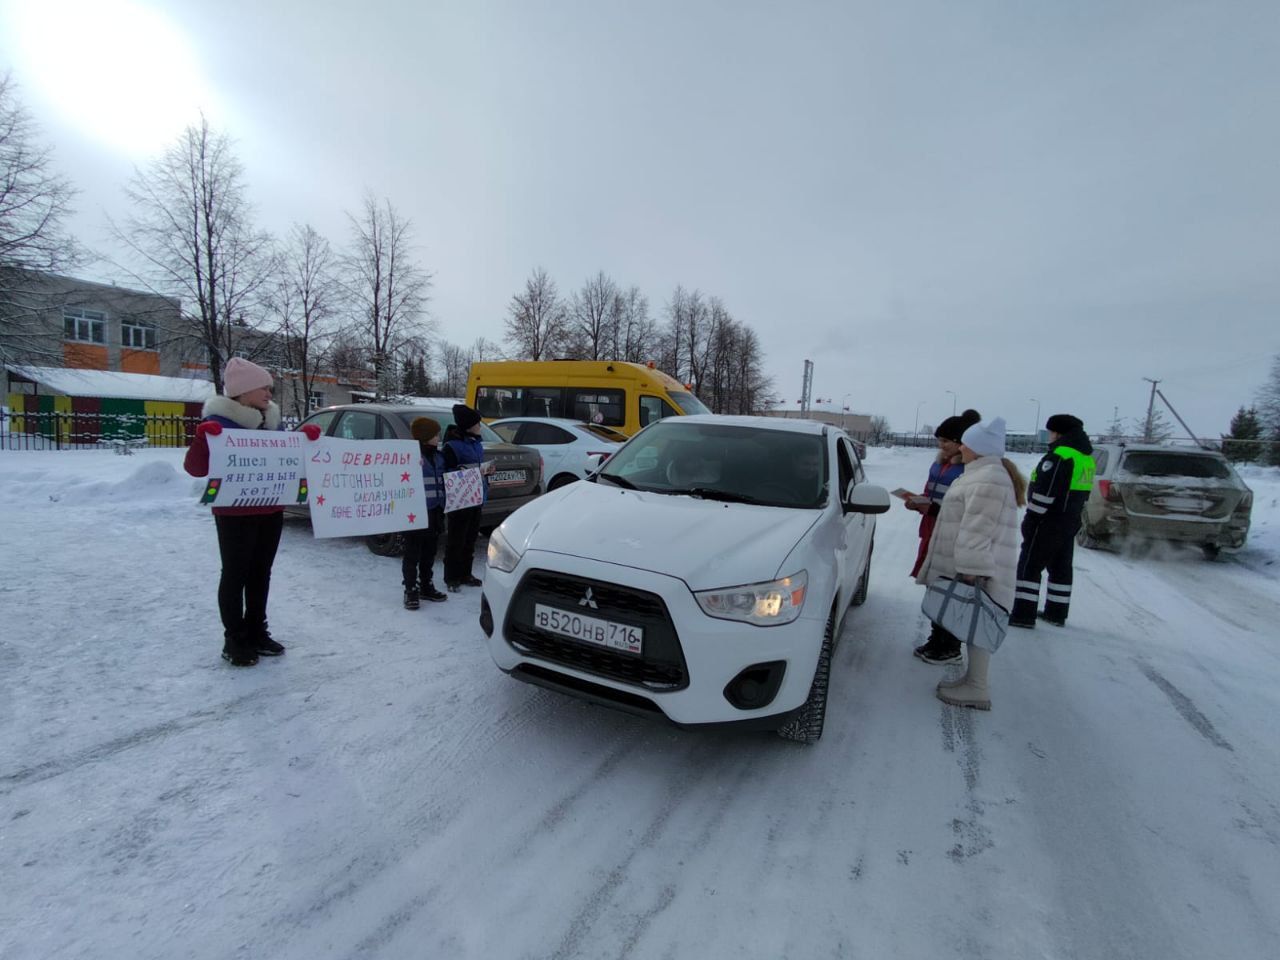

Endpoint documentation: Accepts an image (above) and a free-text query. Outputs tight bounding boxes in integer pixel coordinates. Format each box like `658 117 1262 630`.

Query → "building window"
308 390 325 412
64 308 106 344
121 320 157 350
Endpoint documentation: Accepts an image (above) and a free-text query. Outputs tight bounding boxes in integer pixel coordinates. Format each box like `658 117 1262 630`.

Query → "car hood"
500 480 822 590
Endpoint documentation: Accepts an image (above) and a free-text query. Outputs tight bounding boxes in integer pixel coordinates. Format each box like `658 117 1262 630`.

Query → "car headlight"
486 526 523 573
694 570 808 626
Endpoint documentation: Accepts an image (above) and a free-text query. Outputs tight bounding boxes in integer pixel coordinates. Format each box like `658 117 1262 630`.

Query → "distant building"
1 268 373 427
759 406 873 441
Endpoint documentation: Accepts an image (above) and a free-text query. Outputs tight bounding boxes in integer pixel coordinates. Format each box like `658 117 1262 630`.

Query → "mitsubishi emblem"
579 588 598 610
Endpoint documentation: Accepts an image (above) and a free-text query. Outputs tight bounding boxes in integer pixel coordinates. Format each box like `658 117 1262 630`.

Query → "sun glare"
3 0 218 155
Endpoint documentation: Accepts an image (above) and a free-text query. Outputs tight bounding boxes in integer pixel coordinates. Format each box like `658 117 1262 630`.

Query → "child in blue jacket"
403 417 448 608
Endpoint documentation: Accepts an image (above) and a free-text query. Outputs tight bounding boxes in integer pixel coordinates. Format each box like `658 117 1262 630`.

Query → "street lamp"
914 400 926 438
1030 398 1040 437
945 390 956 415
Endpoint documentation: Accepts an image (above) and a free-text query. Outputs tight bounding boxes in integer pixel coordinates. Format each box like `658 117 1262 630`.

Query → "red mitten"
300 423 322 441
195 421 222 438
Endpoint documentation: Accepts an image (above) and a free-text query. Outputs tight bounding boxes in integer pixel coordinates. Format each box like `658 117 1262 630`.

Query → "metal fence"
0 409 200 452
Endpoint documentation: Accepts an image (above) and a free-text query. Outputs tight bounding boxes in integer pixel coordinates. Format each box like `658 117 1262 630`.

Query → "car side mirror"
844 481 891 515
584 452 607 475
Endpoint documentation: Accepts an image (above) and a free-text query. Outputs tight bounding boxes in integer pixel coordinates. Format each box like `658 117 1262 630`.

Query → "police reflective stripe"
1031 492 1054 504
1053 446 1096 491
1017 580 1041 590
1026 502 1048 514
1046 584 1072 599
1015 590 1041 602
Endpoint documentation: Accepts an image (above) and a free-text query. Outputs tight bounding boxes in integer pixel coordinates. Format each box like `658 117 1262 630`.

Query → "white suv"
480 416 890 743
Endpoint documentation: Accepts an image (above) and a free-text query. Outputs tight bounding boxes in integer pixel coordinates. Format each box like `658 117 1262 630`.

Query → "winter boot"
221 628 259 667
252 623 285 656
422 583 448 603
462 575 484 587
936 645 990 710
1038 610 1067 627
1009 594 1038 629
446 581 462 594
914 624 962 664
404 586 421 610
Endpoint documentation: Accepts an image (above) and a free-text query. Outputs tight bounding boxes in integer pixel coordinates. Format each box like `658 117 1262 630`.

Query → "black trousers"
402 507 444 588
214 512 284 635
443 505 482 584
1012 514 1081 623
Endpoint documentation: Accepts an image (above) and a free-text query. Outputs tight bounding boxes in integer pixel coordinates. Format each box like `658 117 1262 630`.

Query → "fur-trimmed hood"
202 395 282 430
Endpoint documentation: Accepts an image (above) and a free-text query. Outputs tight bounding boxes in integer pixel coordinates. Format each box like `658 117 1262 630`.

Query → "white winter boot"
936 645 990 710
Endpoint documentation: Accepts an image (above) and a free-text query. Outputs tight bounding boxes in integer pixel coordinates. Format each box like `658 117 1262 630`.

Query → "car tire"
548 473 578 490
776 611 834 745
1076 525 1107 550
850 537 873 607
1201 544 1221 560
366 533 404 557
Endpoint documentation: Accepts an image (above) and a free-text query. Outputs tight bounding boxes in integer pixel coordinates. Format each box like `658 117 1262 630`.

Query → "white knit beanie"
961 416 1007 458
223 357 273 398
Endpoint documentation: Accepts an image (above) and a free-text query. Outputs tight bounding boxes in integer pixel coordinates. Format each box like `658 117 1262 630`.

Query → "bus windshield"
668 390 711 415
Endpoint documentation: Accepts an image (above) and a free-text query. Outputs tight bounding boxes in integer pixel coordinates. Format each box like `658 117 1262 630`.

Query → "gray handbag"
921 577 1010 653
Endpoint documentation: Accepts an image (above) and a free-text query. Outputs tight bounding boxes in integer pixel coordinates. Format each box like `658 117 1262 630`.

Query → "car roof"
668 415 831 435
1101 442 1226 458
316 403 453 416
490 417 599 428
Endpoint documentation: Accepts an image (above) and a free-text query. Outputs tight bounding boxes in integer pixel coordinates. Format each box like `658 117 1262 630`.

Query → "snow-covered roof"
6 365 216 403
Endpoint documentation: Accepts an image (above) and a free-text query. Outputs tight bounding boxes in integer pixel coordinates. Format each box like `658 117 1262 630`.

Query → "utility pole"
1142 378 1160 442
799 359 814 416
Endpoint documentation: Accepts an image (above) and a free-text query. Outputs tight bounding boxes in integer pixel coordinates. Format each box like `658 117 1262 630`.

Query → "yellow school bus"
467 360 711 436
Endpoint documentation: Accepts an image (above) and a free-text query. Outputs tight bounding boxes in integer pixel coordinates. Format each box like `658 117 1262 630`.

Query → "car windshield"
1121 451 1232 480
596 420 828 508
395 412 503 443
667 390 711 415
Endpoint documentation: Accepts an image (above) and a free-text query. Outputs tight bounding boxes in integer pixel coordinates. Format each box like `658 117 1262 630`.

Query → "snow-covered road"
2 447 1277 959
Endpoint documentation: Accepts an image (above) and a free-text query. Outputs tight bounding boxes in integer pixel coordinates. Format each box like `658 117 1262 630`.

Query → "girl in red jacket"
184 358 320 666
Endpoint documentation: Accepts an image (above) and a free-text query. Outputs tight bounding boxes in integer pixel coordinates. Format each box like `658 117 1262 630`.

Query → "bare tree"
867 415 892 444
665 285 709 388
344 193 434 398
568 270 618 360
469 336 502 362
614 285 654 363
0 74 81 366
504 267 566 360
114 117 272 391
267 224 340 419
437 340 470 397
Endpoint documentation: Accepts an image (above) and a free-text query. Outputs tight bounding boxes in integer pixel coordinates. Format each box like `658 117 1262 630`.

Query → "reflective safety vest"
1051 446 1096 491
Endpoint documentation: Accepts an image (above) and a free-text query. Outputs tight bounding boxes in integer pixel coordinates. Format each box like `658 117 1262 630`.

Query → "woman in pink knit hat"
184 358 320 666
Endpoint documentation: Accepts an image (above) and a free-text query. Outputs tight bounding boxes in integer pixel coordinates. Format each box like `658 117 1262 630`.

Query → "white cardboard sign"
305 437 430 539
444 466 485 513
201 429 307 508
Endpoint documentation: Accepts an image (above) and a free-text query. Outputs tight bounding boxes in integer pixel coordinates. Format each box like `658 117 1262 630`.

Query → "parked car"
1077 443 1252 558
479 415 890 744
489 417 626 489
287 403 543 555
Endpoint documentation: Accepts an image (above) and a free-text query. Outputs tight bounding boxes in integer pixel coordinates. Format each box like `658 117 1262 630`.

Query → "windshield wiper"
677 487 765 505
595 473 638 489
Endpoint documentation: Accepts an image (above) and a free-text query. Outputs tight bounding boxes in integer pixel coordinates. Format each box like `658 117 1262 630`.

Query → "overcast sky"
3 0 1277 437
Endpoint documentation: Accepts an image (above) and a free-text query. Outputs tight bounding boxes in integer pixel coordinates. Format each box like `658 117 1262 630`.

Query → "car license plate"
533 603 643 654
489 469 525 487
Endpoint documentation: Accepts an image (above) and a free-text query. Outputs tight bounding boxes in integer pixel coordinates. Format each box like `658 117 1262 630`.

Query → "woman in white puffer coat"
915 417 1026 709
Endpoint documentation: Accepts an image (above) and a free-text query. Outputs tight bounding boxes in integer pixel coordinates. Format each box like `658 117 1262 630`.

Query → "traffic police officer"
1011 414 1096 628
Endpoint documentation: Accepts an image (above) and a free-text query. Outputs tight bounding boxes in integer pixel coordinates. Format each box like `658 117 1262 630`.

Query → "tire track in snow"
1136 662 1234 751
0 689 266 792
545 738 727 960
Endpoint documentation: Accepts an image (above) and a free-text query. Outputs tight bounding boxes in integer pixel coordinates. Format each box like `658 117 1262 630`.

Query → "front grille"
504 569 689 690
